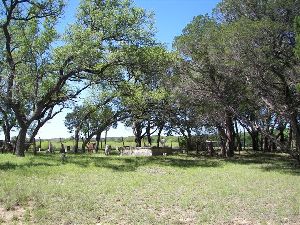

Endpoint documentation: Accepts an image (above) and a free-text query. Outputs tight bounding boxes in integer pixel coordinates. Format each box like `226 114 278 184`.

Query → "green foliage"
294 16 300 60
1 0 159 155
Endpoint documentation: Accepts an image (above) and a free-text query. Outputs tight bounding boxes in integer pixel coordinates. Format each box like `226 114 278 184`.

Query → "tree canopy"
1 0 300 164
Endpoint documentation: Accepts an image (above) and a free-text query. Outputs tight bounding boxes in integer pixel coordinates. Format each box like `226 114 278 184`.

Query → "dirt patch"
222 217 300 225
0 201 33 224
225 218 258 225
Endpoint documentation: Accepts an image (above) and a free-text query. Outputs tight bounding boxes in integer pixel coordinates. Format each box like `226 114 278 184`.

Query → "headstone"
104 144 111 155
160 138 166 147
60 143 65 153
48 141 52 153
206 141 215 156
60 143 67 161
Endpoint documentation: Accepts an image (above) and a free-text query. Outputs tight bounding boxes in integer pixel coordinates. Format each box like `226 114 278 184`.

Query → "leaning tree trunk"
157 124 164 147
15 126 28 157
82 132 96 153
28 121 49 152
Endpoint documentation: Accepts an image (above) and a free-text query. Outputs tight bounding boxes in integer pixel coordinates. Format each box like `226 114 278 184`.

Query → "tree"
174 15 245 157
65 106 87 154
80 105 120 152
0 0 65 156
0 106 16 152
173 0 300 162
0 0 155 156
215 0 300 162
118 46 175 147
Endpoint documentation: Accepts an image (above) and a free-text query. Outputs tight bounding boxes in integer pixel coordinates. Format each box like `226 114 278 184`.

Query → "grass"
0 152 299 224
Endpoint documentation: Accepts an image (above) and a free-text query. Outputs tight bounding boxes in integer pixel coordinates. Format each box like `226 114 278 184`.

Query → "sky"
3 0 221 139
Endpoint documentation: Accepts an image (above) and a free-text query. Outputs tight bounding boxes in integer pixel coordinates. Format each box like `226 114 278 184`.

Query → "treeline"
1 0 300 164
171 0 300 163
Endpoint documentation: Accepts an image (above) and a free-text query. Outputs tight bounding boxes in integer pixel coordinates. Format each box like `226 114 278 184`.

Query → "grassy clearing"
0 152 299 224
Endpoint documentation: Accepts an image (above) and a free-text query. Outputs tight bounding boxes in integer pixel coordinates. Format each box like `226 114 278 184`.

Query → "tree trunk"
96 132 101 153
290 112 300 164
15 126 28 157
146 120 152 146
276 124 286 151
157 125 164 147
186 129 192 153
263 135 269 152
3 126 11 152
250 130 259 152
33 138 37 155
217 125 226 157
104 129 108 146
243 128 246 150
82 131 96 153
234 120 242 154
269 128 276 152
80 136 86 153
225 114 236 157
28 122 43 146
0 108 15 153
288 127 293 150
82 139 89 153
135 136 142 147
74 128 80 154
133 121 143 147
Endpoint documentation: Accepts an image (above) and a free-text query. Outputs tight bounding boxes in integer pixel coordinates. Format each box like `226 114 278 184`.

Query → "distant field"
0 152 299 224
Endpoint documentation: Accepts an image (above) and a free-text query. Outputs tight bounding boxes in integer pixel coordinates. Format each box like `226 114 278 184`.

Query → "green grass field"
0 152 299 224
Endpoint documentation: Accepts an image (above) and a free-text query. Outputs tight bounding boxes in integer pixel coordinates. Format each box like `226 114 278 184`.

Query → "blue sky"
32 0 220 139
135 0 220 48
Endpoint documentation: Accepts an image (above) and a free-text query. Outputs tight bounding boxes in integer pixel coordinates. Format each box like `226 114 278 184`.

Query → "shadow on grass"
224 152 300 176
67 155 223 172
0 161 59 171
0 153 61 171
1 152 299 175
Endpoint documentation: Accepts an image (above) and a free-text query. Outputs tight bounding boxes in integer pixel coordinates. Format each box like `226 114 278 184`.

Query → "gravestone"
104 144 111 155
